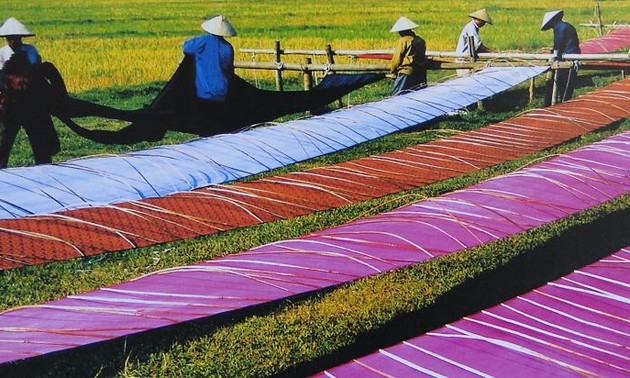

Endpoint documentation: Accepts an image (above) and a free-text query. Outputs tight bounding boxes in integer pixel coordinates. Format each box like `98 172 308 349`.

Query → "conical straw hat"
468 8 493 25
541 10 563 31
390 16 419 33
0 17 34 37
201 15 237 37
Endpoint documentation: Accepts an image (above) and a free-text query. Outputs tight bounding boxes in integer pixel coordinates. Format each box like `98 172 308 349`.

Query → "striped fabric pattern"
2 130 630 367
315 248 630 377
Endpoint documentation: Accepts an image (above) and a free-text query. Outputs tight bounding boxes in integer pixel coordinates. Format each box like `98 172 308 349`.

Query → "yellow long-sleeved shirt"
389 34 426 76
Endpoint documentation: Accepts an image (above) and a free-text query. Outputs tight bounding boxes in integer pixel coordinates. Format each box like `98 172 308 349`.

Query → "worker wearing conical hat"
183 15 237 102
455 9 495 76
389 16 427 95
541 10 580 106
0 17 61 168
0 17 40 69
455 8 494 56
541 10 580 56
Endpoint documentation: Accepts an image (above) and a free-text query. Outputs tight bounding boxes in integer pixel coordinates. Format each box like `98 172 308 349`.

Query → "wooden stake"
326 44 343 107
325 44 336 69
303 57 313 90
595 1 604 36
467 35 477 61
274 40 284 91
551 69 559 106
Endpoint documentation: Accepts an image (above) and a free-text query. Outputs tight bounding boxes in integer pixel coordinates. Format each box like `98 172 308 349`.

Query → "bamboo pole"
580 22 630 28
595 1 604 36
241 47 630 62
543 53 555 107
325 45 336 67
233 60 612 73
274 40 284 91
551 50 559 106
303 57 313 90
467 36 477 61
467 35 485 109
325 44 344 107
234 61 390 71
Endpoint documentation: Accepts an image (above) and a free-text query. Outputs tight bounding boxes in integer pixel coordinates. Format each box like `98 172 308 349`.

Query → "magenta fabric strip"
315 247 630 377
2 132 630 366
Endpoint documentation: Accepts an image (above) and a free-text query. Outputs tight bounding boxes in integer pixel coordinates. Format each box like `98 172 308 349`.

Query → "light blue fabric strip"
0 66 547 219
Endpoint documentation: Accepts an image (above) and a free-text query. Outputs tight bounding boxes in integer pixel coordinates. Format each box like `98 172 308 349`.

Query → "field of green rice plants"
2 0 630 376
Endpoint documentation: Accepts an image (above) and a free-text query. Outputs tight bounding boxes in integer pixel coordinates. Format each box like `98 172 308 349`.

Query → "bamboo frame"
233 60 626 72
242 47 630 62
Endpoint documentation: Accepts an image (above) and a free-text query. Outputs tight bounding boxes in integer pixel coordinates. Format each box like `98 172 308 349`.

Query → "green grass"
5 114 630 377
119 195 630 378
3 78 630 375
1 0 630 376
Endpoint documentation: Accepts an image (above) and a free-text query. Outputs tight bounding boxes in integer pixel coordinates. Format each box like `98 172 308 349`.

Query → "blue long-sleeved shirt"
183 34 234 101
553 21 581 56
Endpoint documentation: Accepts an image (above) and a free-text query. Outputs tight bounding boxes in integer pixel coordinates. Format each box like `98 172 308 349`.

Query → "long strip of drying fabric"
2 28 629 270
2 77 630 269
580 27 630 54
2 130 630 367
314 247 630 377
0 66 546 220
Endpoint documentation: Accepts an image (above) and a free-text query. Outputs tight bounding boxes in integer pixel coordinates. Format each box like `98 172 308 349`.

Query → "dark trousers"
544 65 579 107
0 61 64 168
0 113 60 168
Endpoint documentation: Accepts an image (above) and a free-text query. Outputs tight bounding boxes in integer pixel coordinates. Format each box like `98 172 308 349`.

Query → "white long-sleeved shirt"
455 20 483 54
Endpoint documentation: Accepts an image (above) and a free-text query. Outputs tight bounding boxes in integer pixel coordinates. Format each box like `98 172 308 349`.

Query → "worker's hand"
386 73 396 79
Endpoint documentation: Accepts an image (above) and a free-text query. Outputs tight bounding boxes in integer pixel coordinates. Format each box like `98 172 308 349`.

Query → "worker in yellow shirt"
389 16 427 95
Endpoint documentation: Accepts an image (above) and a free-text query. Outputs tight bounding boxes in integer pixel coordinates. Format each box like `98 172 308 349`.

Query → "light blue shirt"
183 34 234 101
455 21 482 54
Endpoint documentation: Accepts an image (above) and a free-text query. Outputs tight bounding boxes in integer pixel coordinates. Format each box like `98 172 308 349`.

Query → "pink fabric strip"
315 247 630 377
580 27 630 54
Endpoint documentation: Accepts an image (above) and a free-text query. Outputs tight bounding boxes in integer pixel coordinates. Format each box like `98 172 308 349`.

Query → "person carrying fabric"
541 10 581 105
389 16 427 95
0 17 60 168
183 15 236 102
182 15 238 129
455 8 495 76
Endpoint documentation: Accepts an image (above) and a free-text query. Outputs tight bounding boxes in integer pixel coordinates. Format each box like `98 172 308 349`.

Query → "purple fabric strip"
315 248 630 377
2 132 630 366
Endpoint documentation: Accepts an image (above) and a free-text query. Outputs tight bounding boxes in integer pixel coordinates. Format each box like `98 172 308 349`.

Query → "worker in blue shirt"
183 15 236 102
541 10 581 105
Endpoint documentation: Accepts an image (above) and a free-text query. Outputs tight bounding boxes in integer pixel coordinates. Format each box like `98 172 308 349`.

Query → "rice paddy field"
2 0 630 376
5 0 630 92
